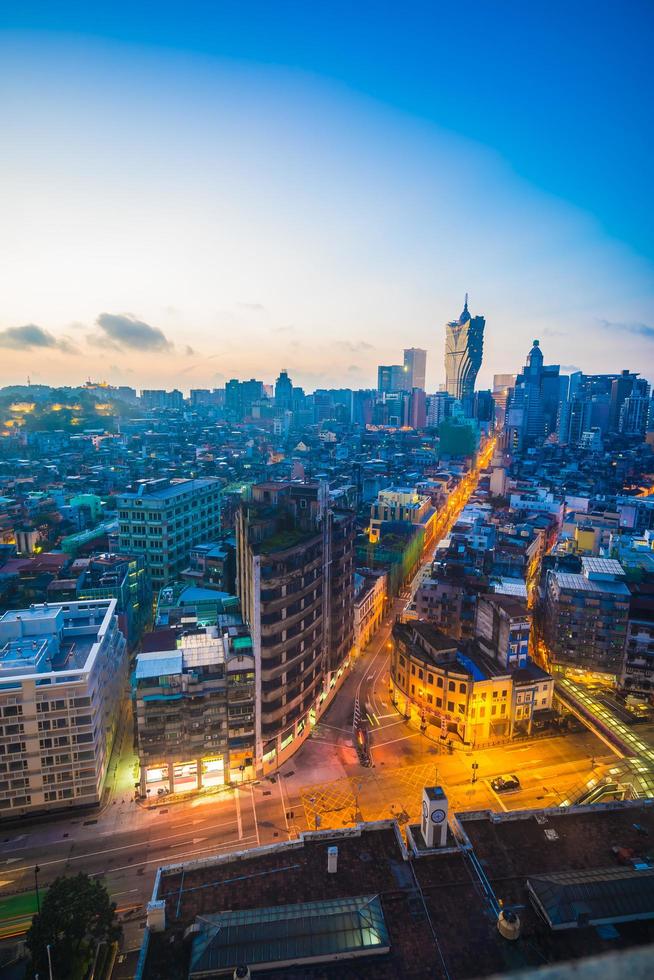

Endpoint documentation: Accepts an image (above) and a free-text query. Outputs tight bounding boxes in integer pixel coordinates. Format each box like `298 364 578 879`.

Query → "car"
490 774 521 793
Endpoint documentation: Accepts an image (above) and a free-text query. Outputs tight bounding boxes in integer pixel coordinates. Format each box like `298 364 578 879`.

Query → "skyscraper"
403 348 427 390
444 295 485 412
504 340 561 451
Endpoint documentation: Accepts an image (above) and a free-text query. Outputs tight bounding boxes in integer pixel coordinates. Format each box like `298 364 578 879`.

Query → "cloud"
184 345 197 356
0 324 76 353
560 364 582 373
598 319 654 341
335 340 374 352
238 302 265 312
89 313 173 352
347 364 362 373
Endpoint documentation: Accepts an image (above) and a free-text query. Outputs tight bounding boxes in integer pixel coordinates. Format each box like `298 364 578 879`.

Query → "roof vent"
497 909 521 941
327 845 338 874
234 968 251 979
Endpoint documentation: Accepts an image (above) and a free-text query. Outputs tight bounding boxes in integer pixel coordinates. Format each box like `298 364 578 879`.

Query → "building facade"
444 296 485 411
542 557 630 681
134 623 255 796
354 569 387 650
0 599 127 817
236 481 355 773
117 478 221 589
403 348 427 391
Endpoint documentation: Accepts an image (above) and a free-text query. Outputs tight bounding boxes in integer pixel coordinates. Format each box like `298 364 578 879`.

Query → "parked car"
490 774 521 793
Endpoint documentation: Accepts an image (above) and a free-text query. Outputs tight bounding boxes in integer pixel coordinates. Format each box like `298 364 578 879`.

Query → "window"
418 669 423 681
435 697 442 708
427 673 434 685
448 681 455 692
447 701 454 713
437 677 443 688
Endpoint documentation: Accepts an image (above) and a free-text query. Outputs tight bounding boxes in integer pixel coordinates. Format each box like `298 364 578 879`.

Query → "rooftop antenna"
464 292 469 311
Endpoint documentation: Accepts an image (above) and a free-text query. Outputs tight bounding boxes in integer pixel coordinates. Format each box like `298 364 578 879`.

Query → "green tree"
26 873 121 979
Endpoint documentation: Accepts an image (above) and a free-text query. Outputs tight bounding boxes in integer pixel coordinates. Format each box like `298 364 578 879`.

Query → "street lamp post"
471 762 479 784
34 865 41 916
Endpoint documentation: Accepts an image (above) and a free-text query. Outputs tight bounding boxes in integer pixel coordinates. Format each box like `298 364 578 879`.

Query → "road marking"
8 823 239 873
169 837 207 848
249 786 261 846
111 888 139 897
235 788 243 840
484 780 508 812
278 770 290 837
92 835 259 878
0 880 13 888
372 732 420 748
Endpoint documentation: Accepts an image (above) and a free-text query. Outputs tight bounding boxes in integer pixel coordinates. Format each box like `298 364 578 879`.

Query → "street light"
34 865 41 916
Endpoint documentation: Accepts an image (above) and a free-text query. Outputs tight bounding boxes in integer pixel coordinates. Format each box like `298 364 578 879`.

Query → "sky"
1 1 653 393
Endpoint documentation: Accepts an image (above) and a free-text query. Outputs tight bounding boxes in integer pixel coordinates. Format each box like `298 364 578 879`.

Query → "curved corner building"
444 296 485 407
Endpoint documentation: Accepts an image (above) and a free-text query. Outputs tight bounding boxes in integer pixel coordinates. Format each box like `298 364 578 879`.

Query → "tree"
26 873 121 979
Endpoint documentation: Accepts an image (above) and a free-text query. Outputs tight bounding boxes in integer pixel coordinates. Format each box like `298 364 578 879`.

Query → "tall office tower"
504 340 561 451
236 482 354 771
444 295 485 415
609 370 640 432
426 390 455 427
559 373 617 445
620 379 651 436
117 477 221 589
377 364 410 393
274 369 293 411
492 374 516 428
409 388 427 428
403 348 427 391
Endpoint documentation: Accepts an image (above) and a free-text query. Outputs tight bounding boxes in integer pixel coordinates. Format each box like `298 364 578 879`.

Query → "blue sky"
1 1 652 391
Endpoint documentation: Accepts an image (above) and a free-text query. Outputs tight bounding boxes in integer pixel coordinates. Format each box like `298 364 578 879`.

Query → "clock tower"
421 786 448 848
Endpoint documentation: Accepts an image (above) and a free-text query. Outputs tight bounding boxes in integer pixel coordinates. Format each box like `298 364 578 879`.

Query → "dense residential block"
134 621 255 796
117 477 221 589
0 599 127 816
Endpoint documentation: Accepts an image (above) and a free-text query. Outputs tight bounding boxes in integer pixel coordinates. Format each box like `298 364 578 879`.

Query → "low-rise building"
369 486 438 554
353 569 387 649
390 620 512 743
0 599 127 817
134 623 255 796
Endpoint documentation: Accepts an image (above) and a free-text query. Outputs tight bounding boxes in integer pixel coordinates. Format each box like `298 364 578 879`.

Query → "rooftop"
118 478 218 501
142 801 654 979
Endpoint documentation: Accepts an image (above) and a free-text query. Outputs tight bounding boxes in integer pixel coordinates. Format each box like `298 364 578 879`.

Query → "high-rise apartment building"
236 481 354 772
403 348 427 391
0 599 127 817
444 296 485 411
141 389 184 411
117 478 221 589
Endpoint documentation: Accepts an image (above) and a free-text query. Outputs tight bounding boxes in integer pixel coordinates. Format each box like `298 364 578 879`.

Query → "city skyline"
2 4 654 391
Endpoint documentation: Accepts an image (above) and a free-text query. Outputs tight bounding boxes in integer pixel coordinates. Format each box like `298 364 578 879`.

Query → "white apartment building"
0 599 127 818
